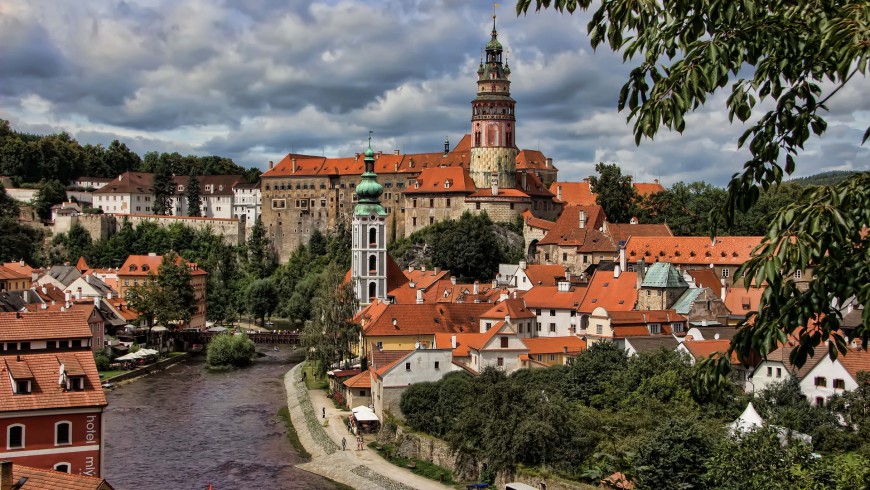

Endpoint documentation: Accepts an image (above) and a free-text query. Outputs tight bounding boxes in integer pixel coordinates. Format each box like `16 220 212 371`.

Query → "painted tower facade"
351 136 387 308
470 15 517 190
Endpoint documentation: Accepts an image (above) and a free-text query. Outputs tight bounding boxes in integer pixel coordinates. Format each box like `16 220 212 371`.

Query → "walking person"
342 436 347 451
322 406 326 419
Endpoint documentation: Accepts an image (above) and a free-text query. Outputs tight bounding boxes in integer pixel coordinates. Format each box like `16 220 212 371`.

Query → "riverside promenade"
284 363 452 490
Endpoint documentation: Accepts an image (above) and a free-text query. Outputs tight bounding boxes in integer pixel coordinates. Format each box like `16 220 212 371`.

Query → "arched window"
7 424 24 449
369 255 377 274
55 421 71 446
54 463 71 473
368 282 377 300
369 228 377 247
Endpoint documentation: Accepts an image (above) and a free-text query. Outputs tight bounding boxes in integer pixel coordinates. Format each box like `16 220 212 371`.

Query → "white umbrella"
114 352 139 361
137 348 159 356
150 326 169 332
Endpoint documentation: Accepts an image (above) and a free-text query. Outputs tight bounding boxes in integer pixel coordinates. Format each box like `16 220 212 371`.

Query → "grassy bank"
277 406 311 460
302 362 329 390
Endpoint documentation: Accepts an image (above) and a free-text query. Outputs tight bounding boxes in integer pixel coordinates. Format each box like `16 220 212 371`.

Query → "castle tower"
351 133 387 308
470 14 517 190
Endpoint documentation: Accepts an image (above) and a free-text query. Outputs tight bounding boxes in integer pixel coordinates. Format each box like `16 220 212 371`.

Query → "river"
103 349 336 490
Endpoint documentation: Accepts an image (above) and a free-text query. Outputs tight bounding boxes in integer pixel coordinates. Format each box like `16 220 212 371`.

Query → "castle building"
259 17 560 261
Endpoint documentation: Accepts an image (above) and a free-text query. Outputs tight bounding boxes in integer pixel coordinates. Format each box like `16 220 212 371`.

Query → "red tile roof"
480 298 536 320
548 181 665 206
682 339 739 364
635 182 666 196
522 286 586 310
688 269 724 298
578 271 638 313
93 171 153 194
523 336 586 355
359 301 493 337
119 254 207 277
2 261 35 277
0 265 28 281
343 370 372 389
0 311 93 341
403 167 477 194
538 205 611 248
624 236 763 266
724 286 765 316
465 321 510 351
608 309 685 325
521 264 567 287
837 348 870 382
603 222 673 244
0 351 107 412
522 210 555 231
467 188 531 198
433 332 480 357
370 350 413 371
518 171 556 198
75 256 90 272
12 464 114 490
516 149 557 171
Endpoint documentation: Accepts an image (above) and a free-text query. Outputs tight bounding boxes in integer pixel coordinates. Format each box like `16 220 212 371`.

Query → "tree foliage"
186 166 202 217
206 332 256 369
0 183 45 265
246 278 278 327
588 162 638 223
152 161 174 216
33 179 67 220
516 0 870 371
125 252 196 335
304 261 360 374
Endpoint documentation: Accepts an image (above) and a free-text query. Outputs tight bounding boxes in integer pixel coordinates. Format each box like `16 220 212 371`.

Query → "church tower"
352 134 387 308
470 14 517 190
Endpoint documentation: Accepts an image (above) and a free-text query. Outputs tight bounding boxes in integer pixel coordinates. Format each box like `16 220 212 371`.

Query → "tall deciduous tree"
245 278 278 327
306 262 360 373
517 0 870 368
152 161 174 215
245 216 277 279
588 162 638 224
186 166 202 217
126 252 196 342
33 179 67 220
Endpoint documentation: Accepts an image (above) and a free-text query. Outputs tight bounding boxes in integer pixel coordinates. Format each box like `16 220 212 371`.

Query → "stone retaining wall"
382 425 482 481
106 353 193 383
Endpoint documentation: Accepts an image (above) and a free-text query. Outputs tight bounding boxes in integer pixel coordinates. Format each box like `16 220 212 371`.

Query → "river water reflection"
104 350 335 490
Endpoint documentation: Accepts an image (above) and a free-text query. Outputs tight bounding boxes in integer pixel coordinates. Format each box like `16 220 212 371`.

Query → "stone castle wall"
52 214 244 245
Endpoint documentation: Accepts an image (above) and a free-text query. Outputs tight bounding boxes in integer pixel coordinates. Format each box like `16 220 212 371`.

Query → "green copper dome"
354 135 386 217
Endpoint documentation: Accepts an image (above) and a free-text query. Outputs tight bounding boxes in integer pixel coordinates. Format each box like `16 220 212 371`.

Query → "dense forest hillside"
788 170 862 186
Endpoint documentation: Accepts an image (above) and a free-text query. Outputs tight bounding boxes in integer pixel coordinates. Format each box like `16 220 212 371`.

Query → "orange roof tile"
480 298 536 319
374 352 416 378
522 286 586 310
359 302 492 337
516 149 557 171
343 370 372 389
0 311 93 341
433 332 481 357
635 182 666 196
465 321 510 351
548 181 665 206
518 171 557 198
682 339 739 364
2 261 35 277
724 286 765 316
624 236 763 266
523 336 586 355
119 254 207 277
12 464 114 490
0 351 107 412
607 310 685 325
837 348 870 382
75 256 90 272
0 265 28 281
578 271 638 313
403 167 477 194
467 188 530 198
522 210 555 231
538 205 610 248
521 264 567 287
603 222 673 244
688 269 724 297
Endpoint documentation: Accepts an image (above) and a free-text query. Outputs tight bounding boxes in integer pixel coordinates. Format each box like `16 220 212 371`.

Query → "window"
429 198 434 207
15 380 31 394
535 309 542 316
376 341 383 349
776 368 782 378
55 421 71 446
500 337 508 348
446 198 451 207
54 463 71 473
549 310 556 316
671 322 683 333
549 354 556 361
475 203 481 210
497 357 504 367
537 354 543 362
485 322 492 331
562 253 568 261
434 361 440 370
596 325 603 335
834 378 845 389
68 376 85 391
815 397 825 407
536 322 541 332
549 323 556 333
795 269 802 279
19 342 30 350
405 362 411 371
815 376 827 387
412 198 417 208
648 323 661 334
271 199 286 209
7 425 24 449
722 268 730 278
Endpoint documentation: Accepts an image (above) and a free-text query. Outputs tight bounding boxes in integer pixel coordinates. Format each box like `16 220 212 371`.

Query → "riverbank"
104 351 195 386
283 363 454 490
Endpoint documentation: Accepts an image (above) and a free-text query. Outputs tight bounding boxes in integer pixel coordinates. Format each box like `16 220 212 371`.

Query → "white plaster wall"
800 357 857 405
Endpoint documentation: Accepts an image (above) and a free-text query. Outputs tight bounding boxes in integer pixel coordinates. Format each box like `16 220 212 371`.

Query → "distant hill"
788 170 863 186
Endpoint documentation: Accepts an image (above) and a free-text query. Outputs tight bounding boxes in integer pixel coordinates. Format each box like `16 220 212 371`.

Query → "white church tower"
351 133 387 309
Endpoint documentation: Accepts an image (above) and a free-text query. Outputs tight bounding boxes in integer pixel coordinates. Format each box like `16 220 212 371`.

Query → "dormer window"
67 376 85 391
15 380 32 394
141 265 149 272
671 322 683 333
129 265 137 272
648 323 661 334
177 185 184 192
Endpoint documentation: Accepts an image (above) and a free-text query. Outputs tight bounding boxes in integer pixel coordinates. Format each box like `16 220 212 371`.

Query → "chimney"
1 460 12 490
416 289 423 304
619 245 627 272
505 314 511 324
451 335 457 349
491 173 499 196
268 160 274 170
492 279 497 289
18 259 24 267
64 291 71 302
614 265 621 279
450 276 456 285
94 296 100 307
292 158 297 173
118 174 123 181
721 278 727 301
434 266 441 275
32 272 39 283
394 162 399 172
148 252 157 257
421 265 426 272
557 185 562 201
473 281 480 295
630 216 639 225
499 292 509 302
558 280 570 292
408 265 414 272
579 210 587 229
107 292 113 300
519 260 527 270
394 149 400 155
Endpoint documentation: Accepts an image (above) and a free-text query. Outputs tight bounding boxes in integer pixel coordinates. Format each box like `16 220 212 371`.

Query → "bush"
94 353 111 371
206 333 256 369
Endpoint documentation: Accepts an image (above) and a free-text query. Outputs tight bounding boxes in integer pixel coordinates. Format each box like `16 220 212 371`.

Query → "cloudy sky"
2 0 867 186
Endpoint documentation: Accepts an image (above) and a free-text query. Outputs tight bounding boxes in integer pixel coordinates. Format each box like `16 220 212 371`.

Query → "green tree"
305 262 359 373
517 0 870 369
429 212 503 279
633 418 716 490
152 161 174 215
125 280 164 332
245 216 277 279
104 140 141 176
53 223 93 264
33 179 67 220
186 166 202 217
246 278 279 327
154 252 196 327
564 340 628 405
206 332 256 369
588 162 638 223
